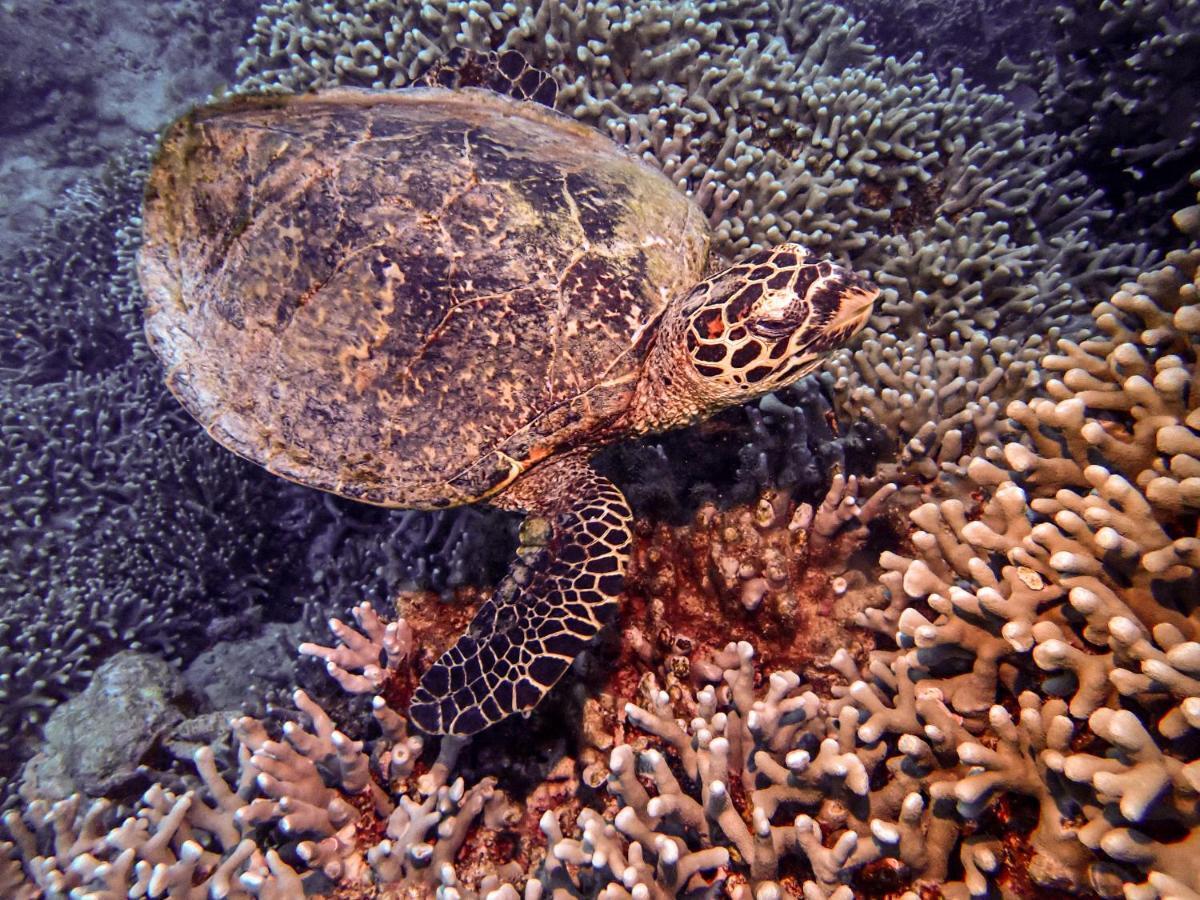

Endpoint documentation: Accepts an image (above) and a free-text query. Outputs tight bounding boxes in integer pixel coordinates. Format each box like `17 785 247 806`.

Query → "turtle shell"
139 88 710 508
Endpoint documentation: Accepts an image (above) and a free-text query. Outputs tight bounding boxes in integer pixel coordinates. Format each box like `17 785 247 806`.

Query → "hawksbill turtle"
137 82 878 736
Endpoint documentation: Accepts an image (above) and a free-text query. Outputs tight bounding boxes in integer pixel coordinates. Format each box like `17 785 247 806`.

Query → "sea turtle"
138 84 878 736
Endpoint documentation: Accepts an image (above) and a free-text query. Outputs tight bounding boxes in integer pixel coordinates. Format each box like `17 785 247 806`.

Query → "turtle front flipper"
408 453 632 736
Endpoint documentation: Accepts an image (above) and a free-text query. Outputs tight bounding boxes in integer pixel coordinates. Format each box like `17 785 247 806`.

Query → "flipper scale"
409 453 632 735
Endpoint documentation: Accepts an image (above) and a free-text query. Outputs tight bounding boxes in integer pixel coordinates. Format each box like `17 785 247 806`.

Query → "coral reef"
1007 0 1200 251
0 161 274 789
0 604 521 898
4 208 1197 895
5 0 1199 895
536 641 977 898
5 0 1175 793
848 181 1200 893
0 422 910 896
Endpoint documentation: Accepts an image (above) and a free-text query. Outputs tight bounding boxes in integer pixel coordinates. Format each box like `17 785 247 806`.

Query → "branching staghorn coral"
827 327 1040 481
1003 247 1200 520
231 0 1151 476
854 192 1200 895
526 639 1049 899
0 602 519 897
527 183 1200 898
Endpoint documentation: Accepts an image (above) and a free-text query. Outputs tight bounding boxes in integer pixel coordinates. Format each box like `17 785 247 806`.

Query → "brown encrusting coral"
621 474 897 671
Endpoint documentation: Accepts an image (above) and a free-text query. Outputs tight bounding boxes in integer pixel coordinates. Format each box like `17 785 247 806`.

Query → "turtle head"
630 243 878 433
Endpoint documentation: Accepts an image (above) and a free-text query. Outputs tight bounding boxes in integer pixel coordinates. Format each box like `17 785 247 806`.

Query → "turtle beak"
828 280 878 337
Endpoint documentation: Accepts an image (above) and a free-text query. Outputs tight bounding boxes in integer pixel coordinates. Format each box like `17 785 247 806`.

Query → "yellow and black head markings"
685 243 876 389
140 83 877 736
627 243 878 436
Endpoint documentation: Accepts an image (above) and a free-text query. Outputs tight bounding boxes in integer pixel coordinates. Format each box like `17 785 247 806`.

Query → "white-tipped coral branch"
2 605 512 897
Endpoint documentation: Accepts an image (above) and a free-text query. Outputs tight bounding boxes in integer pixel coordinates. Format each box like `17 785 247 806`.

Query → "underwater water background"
1 0 1199 897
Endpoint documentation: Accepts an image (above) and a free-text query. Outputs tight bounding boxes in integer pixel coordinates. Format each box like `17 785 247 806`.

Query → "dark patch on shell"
565 171 622 242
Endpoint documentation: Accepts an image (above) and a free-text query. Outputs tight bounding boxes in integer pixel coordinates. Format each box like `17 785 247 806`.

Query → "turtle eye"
746 316 796 340
746 301 807 340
